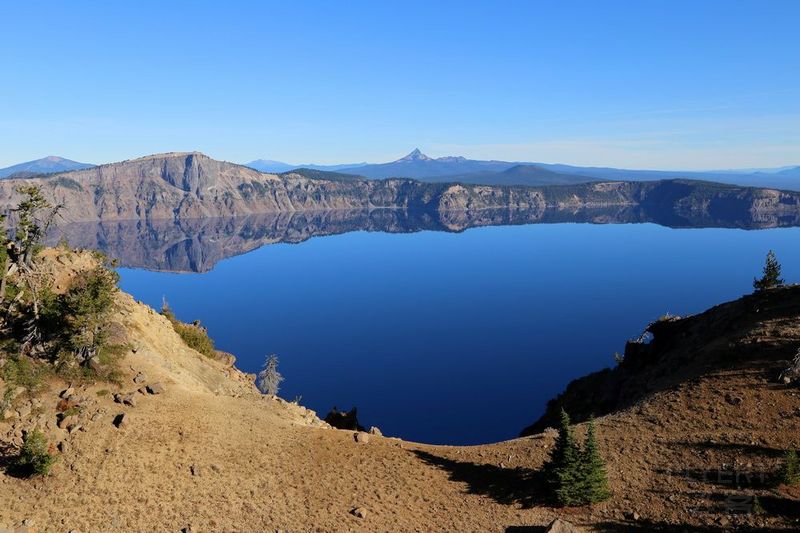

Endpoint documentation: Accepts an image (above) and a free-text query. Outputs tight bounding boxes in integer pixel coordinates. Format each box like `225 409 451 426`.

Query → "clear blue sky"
1 0 798 169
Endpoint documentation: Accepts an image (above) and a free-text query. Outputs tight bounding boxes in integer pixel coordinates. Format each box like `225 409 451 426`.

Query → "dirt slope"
1 252 799 531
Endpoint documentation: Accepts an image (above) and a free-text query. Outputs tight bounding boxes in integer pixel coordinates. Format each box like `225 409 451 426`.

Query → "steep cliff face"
0 152 798 224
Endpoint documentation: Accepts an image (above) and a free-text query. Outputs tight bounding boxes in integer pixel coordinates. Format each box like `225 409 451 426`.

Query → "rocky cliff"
1 152 799 224
521 285 800 436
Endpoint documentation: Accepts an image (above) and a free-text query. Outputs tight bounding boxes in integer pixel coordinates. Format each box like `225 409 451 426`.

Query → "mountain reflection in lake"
46 210 800 444
48 205 800 273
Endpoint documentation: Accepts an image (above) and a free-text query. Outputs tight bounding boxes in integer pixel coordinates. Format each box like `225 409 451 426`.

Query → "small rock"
545 518 584 533
623 511 640 521
133 372 146 384
190 464 201 476
716 516 730 527
60 387 75 399
57 414 78 430
88 357 102 372
146 383 166 395
121 393 137 407
354 432 370 444
725 393 743 406
350 507 367 519
368 426 382 436
112 413 127 428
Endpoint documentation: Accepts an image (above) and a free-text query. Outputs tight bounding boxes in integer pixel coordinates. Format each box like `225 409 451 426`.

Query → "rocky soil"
0 252 798 531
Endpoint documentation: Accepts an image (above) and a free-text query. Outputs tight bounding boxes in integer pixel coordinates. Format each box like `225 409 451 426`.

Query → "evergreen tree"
256 354 283 396
781 449 800 485
753 250 784 291
545 409 583 505
578 416 612 503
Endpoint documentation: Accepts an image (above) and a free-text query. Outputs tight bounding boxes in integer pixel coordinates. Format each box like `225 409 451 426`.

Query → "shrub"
1 355 46 392
753 250 784 292
780 449 800 485
15 428 56 477
161 302 216 358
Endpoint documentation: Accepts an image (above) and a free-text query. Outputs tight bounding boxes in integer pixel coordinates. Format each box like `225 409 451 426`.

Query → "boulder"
354 432 370 444
133 372 147 384
121 393 137 407
350 507 367 519
57 414 78 430
146 383 166 395
112 413 128 428
60 387 75 399
324 407 365 431
368 426 382 436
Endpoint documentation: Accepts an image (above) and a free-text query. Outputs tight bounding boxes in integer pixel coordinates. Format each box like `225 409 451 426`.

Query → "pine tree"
780 449 800 485
578 416 612 503
545 409 584 506
753 250 784 291
256 354 283 396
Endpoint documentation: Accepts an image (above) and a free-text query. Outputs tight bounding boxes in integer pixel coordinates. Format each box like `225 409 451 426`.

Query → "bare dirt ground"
1 251 799 532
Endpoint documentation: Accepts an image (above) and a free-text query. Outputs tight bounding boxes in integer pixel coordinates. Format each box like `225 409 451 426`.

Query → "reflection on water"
48 206 800 272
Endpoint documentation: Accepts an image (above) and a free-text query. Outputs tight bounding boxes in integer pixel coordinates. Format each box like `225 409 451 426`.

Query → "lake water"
104 219 800 444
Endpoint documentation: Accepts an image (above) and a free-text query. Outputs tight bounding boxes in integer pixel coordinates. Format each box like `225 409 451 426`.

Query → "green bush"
2 355 46 392
161 303 216 358
15 428 56 477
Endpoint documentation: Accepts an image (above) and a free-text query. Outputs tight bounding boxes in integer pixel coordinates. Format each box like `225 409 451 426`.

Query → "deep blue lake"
114 222 800 445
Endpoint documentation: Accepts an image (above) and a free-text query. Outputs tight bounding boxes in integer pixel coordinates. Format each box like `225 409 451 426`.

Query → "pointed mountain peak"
396 148 432 162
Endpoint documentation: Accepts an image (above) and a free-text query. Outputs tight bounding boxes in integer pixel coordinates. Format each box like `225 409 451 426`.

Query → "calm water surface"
117 223 800 444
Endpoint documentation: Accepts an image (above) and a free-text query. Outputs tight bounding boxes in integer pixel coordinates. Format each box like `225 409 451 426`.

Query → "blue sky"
0 0 798 169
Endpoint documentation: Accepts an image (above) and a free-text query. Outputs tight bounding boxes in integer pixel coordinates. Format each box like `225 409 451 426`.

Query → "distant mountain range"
245 149 800 190
245 159 366 173
0 156 93 178
4 151 799 190
1 152 799 228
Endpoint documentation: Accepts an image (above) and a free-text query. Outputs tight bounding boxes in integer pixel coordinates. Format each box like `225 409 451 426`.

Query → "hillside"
1 251 799 531
0 152 798 227
422 164 598 187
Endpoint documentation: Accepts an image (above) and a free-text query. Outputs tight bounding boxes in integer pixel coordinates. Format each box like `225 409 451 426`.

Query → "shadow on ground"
411 449 549 508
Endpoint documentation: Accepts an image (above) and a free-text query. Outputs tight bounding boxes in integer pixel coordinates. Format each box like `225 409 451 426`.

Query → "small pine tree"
256 354 283 396
15 428 57 477
780 449 800 485
545 409 584 506
579 417 612 503
751 495 765 515
753 250 784 291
